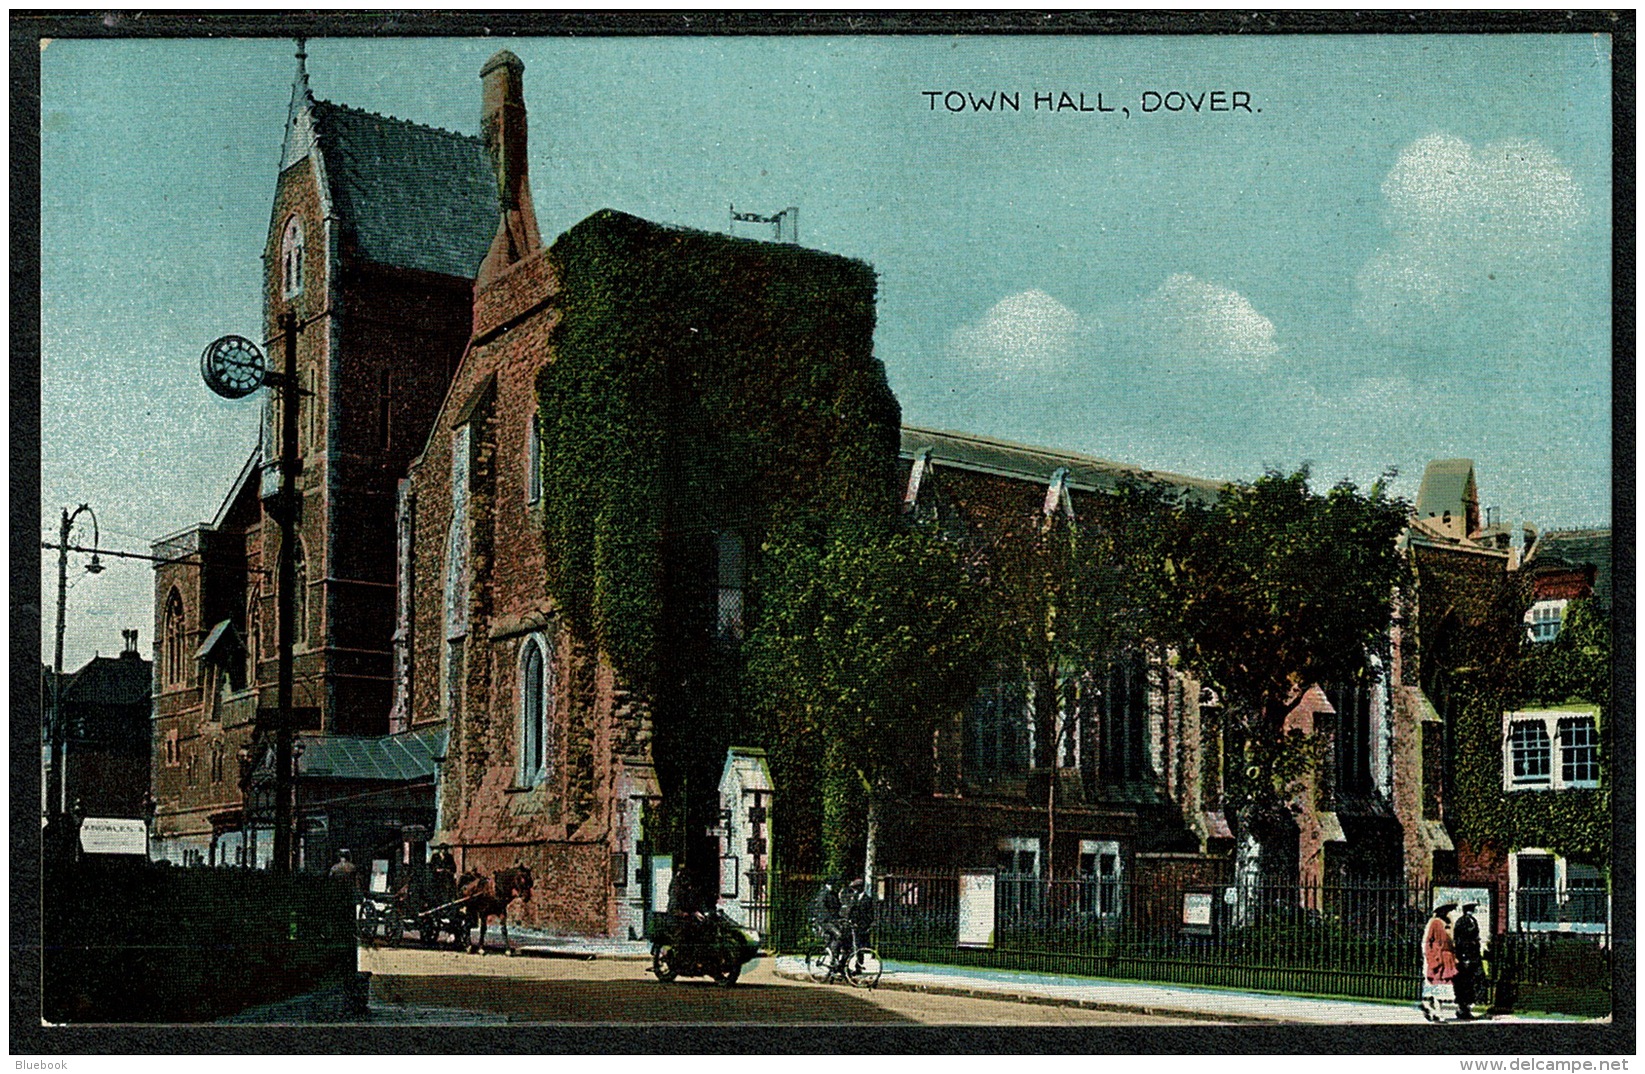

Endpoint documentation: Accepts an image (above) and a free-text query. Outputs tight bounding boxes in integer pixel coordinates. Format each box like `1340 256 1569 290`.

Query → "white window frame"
1502 708 1600 791
996 836 1041 877
1508 849 1609 934
1078 838 1123 918
1524 598 1568 644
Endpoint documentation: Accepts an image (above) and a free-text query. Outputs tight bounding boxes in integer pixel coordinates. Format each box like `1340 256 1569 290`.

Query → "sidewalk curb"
769 964 1273 1023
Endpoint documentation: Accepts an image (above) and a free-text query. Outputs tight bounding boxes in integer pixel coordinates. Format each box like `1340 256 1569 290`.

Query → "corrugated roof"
899 425 1223 502
298 724 446 783
310 100 498 280
1415 458 1475 518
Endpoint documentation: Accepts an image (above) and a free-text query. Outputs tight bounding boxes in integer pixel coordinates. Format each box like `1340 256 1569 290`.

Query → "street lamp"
201 314 304 873
50 503 104 822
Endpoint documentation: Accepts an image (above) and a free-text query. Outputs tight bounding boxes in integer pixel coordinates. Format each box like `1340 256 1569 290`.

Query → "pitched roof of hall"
309 100 498 280
900 425 1225 502
61 653 152 707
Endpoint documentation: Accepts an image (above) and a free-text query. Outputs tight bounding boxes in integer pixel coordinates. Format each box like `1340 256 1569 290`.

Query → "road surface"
359 945 1194 1025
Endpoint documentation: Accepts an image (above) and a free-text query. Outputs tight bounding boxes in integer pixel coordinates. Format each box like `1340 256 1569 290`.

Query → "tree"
1169 469 1411 880
747 514 987 877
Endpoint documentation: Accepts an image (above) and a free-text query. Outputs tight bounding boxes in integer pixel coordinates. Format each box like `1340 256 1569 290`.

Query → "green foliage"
747 515 988 874
1442 600 1611 863
1170 469 1411 812
535 210 898 855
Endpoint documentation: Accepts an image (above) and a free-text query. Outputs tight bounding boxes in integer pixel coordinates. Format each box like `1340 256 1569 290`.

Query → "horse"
455 863 534 954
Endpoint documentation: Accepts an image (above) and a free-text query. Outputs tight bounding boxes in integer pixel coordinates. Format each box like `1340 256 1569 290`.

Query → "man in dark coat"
843 876 876 969
1452 902 1484 1020
810 876 845 965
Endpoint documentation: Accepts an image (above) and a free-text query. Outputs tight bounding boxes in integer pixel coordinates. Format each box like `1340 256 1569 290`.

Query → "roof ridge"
312 97 482 144
900 423 1222 488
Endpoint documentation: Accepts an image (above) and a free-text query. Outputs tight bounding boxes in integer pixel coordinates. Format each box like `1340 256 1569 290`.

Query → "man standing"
328 848 361 893
1452 901 1484 1021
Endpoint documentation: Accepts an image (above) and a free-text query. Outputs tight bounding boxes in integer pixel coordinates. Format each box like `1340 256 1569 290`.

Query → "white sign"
957 870 996 949
651 855 674 913
370 859 391 893
79 817 147 856
1183 892 1213 927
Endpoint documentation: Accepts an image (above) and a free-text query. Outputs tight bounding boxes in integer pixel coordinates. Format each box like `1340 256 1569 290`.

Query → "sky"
37 32 1614 668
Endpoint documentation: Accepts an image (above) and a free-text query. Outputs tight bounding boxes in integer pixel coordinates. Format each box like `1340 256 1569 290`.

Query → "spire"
280 37 318 171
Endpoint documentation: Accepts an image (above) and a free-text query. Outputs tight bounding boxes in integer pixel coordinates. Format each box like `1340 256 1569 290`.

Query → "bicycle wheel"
844 947 882 989
805 948 833 983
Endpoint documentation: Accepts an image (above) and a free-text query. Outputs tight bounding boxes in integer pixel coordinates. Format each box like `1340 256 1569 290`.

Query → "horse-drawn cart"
356 889 472 949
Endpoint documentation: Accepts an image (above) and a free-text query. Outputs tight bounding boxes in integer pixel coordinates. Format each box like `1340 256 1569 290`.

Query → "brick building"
149 44 493 866
45 630 154 823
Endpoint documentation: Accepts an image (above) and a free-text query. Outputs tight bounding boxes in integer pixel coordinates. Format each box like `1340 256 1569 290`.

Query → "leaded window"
1558 717 1599 786
281 216 304 297
519 635 554 785
1510 720 1552 785
163 589 186 687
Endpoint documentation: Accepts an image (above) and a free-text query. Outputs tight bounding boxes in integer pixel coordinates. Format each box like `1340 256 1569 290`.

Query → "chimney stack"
121 629 139 658
477 50 543 287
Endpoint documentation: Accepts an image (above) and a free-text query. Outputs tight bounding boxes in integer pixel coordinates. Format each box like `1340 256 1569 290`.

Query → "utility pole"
50 505 102 822
272 310 301 874
199 314 303 872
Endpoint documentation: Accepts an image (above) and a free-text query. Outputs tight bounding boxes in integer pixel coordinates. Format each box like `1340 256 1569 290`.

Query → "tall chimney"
477 50 543 287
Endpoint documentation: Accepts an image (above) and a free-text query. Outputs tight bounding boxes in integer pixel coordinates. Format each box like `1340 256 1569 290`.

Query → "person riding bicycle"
810 875 845 968
842 876 876 971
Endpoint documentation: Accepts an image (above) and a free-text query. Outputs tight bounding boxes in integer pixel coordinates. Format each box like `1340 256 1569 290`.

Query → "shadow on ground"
372 974 917 1024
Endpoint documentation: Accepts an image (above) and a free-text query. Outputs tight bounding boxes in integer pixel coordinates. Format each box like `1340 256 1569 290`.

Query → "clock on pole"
200 335 267 399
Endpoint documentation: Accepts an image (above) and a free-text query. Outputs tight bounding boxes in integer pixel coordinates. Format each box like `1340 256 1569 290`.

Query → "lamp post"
50 503 104 821
200 313 303 872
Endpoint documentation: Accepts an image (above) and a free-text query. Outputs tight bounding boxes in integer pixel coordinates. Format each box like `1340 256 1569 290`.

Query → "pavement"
225 930 1595 1025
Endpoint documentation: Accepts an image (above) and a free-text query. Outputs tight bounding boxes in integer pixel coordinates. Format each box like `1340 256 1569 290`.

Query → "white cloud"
1357 133 1584 332
948 289 1086 375
1138 272 1279 371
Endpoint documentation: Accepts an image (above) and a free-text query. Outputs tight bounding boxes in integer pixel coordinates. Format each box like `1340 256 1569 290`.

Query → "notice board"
957 869 996 948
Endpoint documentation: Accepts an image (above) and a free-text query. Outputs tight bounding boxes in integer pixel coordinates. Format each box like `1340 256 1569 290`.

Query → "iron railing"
767 871 1611 1014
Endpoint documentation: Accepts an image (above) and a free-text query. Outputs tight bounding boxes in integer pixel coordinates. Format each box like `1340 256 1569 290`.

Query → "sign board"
370 859 391 893
705 827 727 838
957 869 997 949
651 855 674 913
720 855 739 899
1182 891 1214 934
79 817 147 856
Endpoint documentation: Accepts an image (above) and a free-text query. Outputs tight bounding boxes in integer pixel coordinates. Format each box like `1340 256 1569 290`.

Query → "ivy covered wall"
535 209 899 868
1414 544 1610 867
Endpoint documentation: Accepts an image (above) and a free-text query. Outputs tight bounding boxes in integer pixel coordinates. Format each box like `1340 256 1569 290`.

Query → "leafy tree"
1169 469 1411 874
747 514 987 877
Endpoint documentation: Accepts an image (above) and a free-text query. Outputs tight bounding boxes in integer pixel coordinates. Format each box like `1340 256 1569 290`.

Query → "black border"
10 8 1634 1057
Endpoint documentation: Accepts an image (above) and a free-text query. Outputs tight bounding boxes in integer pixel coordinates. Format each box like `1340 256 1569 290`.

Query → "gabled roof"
62 654 152 707
899 425 1224 503
297 723 446 783
308 100 498 280
1531 528 1613 605
1415 458 1476 519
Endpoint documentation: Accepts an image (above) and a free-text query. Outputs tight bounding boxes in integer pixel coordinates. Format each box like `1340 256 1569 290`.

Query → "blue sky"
39 33 1614 667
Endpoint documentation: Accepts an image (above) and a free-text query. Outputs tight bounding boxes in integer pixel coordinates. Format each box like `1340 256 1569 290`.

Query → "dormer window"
282 216 305 298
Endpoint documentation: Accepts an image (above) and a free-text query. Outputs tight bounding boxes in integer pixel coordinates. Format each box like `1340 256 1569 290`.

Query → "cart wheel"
805 948 833 983
652 945 678 982
713 962 741 987
381 908 404 946
356 904 377 944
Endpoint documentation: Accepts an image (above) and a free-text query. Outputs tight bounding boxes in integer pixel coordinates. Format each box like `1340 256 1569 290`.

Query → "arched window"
518 634 554 785
526 410 542 505
290 539 308 649
163 589 186 687
281 216 304 298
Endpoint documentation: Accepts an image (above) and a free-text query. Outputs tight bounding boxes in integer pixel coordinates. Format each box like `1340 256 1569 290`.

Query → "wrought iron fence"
767 871 1611 1014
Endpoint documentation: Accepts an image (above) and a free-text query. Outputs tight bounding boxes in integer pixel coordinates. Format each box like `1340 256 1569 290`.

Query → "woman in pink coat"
1422 903 1458 1021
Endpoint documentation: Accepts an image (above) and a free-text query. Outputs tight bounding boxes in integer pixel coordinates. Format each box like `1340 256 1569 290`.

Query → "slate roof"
61 654 152 707
310 100 498 280
1532 528 1613 605
1415 458 1476 519
900 425 1224 503
297 724 446 783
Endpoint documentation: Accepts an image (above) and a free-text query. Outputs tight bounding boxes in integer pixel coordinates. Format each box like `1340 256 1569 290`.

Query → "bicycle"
803 929 882 989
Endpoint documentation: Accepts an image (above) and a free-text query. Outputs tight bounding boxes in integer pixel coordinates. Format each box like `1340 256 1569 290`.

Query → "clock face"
201 335 266 399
